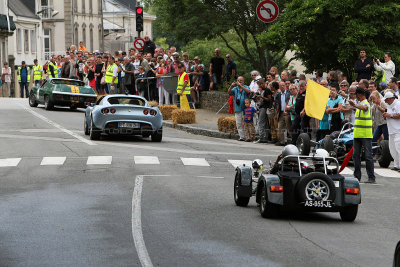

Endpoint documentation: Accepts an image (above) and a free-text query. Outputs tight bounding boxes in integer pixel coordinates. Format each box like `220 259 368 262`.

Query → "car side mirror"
90 103 95 107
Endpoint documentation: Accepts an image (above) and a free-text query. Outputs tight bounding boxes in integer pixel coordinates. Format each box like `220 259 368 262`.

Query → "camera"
250 92 260 100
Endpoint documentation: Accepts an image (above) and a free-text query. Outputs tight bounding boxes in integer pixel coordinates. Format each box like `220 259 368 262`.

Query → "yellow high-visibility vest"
353 99 373 138
48 62 58 78
177 72 191 95
18 66 31 82
33 65 42 81
105 64 118 84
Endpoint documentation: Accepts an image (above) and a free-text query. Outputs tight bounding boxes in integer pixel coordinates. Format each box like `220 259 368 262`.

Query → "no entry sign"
256 0 279 23
134 38 145 50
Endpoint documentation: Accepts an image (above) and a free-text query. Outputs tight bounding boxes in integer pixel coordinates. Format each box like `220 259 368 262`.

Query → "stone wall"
200 91 230 113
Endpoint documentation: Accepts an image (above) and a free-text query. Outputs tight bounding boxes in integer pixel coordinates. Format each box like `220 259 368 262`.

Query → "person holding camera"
255 79 274 143
374 52 395 83
228 76 251 141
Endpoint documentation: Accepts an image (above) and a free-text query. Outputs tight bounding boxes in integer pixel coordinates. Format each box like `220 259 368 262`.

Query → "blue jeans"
20 82 29 98
372 124 389 143
353 138 375 181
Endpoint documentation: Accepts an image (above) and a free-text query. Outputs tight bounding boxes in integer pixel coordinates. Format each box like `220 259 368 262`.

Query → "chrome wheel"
305 179 330 201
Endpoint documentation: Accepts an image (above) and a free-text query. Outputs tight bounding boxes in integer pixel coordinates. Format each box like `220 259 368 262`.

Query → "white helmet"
315 149 329 158
252 159 263 170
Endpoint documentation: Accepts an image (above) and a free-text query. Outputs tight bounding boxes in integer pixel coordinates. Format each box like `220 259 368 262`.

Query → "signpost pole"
265 23 270 74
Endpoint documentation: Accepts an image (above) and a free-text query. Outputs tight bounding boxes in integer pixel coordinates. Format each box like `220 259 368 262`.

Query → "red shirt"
179 73 189 82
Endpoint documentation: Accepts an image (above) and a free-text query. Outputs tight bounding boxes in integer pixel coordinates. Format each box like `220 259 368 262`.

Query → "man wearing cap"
349 87 376 183
31 59 43 87
17 61 30 98
382 92 400 171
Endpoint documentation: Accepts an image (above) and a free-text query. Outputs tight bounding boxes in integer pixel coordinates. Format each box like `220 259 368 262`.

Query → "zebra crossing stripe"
40 157 66 166
180 157 210 167
340 167 353 175
87 156 112 165
228 160 252 168
134 156 160 165
374 168 400 178
0 158 21 167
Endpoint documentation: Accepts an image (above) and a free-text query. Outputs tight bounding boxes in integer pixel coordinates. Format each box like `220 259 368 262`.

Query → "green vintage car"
29 78 97 110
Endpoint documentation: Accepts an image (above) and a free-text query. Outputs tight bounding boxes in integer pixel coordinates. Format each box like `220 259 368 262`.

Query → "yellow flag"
305 79 330 120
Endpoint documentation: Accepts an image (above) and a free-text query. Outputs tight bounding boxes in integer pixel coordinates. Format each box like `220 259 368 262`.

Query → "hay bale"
171 109 196 125
217 116 237 133
159 104 178 120
148 101 158 107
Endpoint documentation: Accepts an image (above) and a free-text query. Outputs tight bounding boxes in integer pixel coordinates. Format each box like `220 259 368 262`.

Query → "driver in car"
269 144 301 174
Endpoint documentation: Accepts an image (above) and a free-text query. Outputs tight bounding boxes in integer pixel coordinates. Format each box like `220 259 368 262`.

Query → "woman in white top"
1 62 11 97
249 70 262 134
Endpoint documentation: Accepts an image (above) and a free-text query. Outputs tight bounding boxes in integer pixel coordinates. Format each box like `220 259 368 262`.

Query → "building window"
43 29 51 60
31 29 36 53
75 26 79 47
98 28 102 49
90 27 93 52
89 0 93 13
82 0 86 14
74 0 77 12
17 29 22 53
82 26 86 47
24 30 29 53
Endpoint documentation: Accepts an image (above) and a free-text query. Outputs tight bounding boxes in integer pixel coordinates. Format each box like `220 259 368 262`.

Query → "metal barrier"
134 73 178 103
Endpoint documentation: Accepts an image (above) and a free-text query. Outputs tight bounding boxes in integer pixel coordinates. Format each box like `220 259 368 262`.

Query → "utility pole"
101 0 104 52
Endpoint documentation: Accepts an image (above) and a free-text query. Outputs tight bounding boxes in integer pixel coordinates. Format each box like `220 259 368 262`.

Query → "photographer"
374 52 395 83
228 76 251 141
255 79 274 143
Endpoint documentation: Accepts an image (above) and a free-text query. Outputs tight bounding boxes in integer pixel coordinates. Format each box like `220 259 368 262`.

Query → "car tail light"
150 109 156 116
345 188 359 195
270 186 283 192
143 109 149 115
110 108 116 114
102 108 109 114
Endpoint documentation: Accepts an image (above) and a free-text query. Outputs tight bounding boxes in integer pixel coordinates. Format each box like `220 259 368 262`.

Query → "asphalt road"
0 98 399 267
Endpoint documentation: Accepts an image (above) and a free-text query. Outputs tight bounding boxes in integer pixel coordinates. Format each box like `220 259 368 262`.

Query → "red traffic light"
136 7 143 14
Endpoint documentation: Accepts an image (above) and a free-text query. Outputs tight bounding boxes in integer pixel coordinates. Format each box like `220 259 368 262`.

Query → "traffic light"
136 7 143 32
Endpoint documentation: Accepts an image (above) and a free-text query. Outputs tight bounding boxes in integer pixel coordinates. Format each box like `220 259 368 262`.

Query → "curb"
163 121 239 140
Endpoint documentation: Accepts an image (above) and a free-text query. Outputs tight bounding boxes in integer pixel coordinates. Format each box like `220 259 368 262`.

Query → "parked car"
84 95 163 142
29 78 97 110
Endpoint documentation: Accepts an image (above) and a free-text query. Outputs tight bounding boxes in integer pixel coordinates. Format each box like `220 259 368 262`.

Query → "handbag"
100 76 106 85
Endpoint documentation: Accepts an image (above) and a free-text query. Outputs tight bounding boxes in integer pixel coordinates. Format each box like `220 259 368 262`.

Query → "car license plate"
304 200 332 208
119 122 140 128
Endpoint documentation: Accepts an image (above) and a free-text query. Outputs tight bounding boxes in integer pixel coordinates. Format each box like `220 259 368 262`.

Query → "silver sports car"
84 95 163 142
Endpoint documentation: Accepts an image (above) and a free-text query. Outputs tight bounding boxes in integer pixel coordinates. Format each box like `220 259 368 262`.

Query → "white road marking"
86 156 112 165
374 169 400 178
228 160 252 168
0 133 78 143
19 104 96 146
340 167 353 175
40 157 66 166
134 156 160 165
0 158 21 167
132 175 171 267
197 176 224 179
180 157 210 166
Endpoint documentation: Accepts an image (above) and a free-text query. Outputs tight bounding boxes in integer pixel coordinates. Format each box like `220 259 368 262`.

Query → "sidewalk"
163 109 240 139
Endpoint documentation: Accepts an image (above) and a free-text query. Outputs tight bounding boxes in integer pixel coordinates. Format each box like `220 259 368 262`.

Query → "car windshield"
51 79 85 87
107 97 145 106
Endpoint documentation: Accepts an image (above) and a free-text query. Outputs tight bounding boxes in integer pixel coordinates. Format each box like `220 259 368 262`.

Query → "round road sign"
134 38 145 51
256 0 279 23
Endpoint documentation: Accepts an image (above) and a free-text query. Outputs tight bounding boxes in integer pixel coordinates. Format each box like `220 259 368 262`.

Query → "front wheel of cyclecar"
29 92 38 107
377 140 393 168
339 205 358 222
259 186 279 218
234 174 250 207
297 133 311 155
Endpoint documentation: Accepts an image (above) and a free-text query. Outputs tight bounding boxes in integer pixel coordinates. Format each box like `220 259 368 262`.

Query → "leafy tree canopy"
262 0 400 79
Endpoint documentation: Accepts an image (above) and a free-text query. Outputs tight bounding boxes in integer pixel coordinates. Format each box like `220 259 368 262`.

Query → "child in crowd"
243 98 258 142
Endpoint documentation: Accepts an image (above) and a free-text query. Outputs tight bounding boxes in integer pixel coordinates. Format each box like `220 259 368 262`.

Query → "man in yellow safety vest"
177 63 191 110
48 56 58 79
105 57 118 94
349 87 376 183
17 61 30 98
31 59 43 87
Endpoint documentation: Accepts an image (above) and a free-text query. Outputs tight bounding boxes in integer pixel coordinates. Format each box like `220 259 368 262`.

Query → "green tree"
149 0 292 75
262 0 400 79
